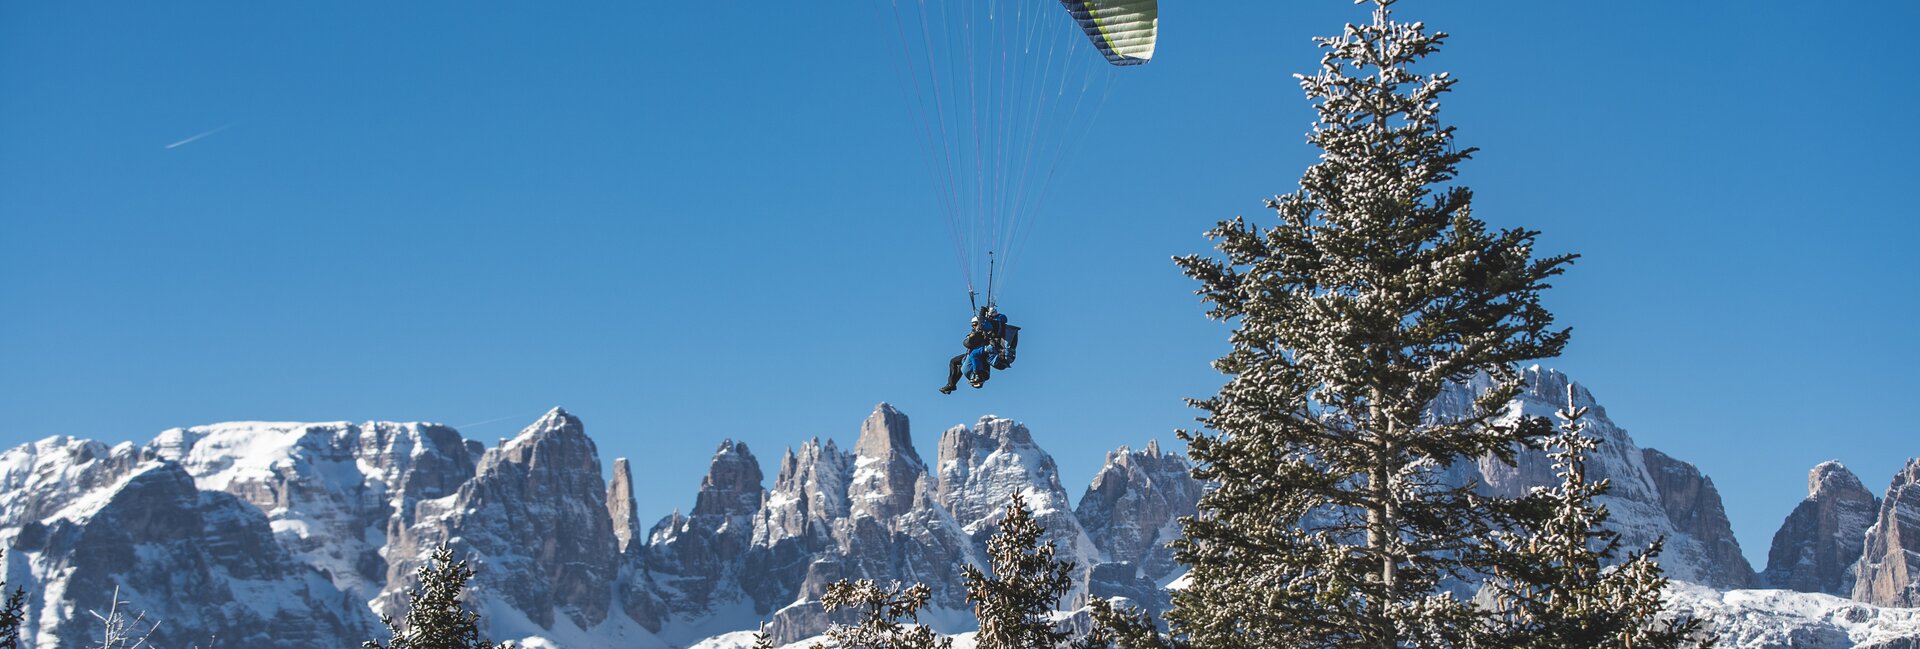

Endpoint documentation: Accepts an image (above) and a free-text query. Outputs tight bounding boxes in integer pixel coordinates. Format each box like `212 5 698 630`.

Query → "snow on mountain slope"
149 420 479 604
1667 582 1920 648
8 460 367 649
935 416 1102 589
0 436 150 536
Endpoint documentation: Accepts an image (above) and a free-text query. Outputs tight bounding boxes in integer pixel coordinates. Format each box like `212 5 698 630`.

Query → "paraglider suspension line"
985 250 997 309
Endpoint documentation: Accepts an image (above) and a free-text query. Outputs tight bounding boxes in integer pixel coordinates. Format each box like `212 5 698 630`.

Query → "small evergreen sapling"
366 544 509 649
0 588 19 649
1479 385 1712 648
0 550 24 649
1169 0 1575 646
962 493 1075 649
813 579 951 649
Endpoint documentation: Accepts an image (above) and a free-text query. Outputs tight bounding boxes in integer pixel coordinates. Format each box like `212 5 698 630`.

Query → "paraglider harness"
976 307 1017 371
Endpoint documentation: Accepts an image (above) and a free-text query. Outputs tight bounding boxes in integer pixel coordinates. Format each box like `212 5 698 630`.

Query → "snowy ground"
1666 582 1920 648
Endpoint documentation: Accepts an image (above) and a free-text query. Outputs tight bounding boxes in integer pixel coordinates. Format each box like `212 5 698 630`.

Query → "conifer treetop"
365 544 508 649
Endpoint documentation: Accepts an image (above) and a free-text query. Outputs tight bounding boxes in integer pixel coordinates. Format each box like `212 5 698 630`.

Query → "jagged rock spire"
1854 458 1920 607
692 440 765 520
609 457 641 553
848 403 926 522
1762 461 1877 595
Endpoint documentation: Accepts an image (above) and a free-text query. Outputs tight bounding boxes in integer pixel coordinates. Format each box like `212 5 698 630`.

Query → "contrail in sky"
164 123 235 149
453 414 532 430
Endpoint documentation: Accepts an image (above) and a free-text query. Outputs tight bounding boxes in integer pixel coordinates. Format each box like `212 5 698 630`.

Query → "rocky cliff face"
1642 448 1757 589
609 457 641 553
7 461 366 649
0 436 151 536
149 420 479 604
1073 440 1203 611
1855 458 1920 607
1763 461 1879 595
643 440 764 631
1437 367 1756 589
759 405 980 646
935 417 1100 583
745 437 853 616
383 408 619 631
1076 440 1200 582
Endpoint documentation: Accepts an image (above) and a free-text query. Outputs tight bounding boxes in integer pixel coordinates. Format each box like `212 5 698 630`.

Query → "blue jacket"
962 345 994 378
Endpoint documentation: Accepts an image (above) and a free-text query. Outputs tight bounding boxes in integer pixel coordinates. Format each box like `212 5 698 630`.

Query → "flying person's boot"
941 354 966 394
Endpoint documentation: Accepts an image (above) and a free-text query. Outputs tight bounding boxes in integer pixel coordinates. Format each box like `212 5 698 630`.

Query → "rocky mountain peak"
754 437 854 550
934 416 1067 525
1764 460 1877 595
609 457 641 553
1853 457 1920 607
383 410 618 632
934 416 1097 590
505 406 582 445
848 403 926 522
692 440 765 520
853 403 917 464
1810 461 1866 496
1078 441 1203 586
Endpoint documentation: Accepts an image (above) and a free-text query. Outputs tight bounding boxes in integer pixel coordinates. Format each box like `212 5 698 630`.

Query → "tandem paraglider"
874 0 1158 393
940 305 1022 394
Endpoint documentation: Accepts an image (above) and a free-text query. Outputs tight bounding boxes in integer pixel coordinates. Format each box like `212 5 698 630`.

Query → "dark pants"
944 353 991 389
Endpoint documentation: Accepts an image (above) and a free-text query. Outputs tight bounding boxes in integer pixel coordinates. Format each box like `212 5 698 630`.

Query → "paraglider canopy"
1060 0 1159 66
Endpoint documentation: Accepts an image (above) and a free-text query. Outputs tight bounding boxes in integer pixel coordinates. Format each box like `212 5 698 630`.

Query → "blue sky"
3 2 1915 570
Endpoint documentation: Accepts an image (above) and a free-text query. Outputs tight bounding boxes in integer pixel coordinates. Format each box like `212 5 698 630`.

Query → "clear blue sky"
3 2 1915 570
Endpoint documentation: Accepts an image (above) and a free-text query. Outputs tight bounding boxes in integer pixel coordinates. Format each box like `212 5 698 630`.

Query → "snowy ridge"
4 370 1917 647
1666 582 1920 648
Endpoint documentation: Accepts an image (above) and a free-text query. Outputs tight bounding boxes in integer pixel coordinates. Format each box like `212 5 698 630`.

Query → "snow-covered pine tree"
813 579 953 649
366 544 509 649
1168 0 1576 646
1076 599 1183 649
752 623 777 649
963 493 1075 649
1478 386 1711 648
0 549 23 649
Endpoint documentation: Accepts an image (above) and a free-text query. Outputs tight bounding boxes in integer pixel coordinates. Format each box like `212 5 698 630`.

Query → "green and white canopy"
1059 0 1158 66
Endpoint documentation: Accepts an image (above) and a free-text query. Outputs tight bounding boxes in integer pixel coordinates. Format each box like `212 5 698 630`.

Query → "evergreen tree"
1168 0 1575 646
1478 386 1711 648
366 544 509 649
813 579 952 649
0 549 24 649
963 493 1075 649
751 623 777 649
1075 599 1183 649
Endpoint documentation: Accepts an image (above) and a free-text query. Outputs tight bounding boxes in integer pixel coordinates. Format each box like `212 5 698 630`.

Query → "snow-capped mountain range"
2 367 1917 648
